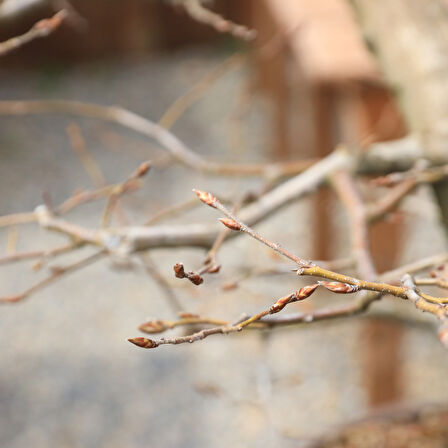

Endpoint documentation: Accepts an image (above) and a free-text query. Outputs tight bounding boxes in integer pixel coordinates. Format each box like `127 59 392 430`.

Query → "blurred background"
1 0 448 447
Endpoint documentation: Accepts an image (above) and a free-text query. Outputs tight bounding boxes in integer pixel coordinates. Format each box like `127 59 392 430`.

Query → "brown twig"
0 242 81 266
331 170 377 280
0 250 104 303
0 9 68 57
129 284 318 349
140 254 183 314
194 189 313 267
180 0 257 41
66 123 106 188
402 274 448 347
0 99 318 179
415 277 448 289
159 52 245 129
126 190 448 350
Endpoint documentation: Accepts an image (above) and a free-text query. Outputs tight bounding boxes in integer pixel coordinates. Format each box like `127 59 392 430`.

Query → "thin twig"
0 242 81 266
331 170 377 280
0 9 68 57
0 99 317 178
0 250 105 303
127 190 448 350
180 0 257 41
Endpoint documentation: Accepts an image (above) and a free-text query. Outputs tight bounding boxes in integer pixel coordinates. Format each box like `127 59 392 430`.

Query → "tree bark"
350 0 448 163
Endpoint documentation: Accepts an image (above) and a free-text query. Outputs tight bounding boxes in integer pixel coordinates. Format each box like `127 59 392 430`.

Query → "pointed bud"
178 312 199 319
128 337 158 349
318 281 359 294
134 161 151 178
270 293 296 313
192 189 217 208
296 283 319 300
219 218 242 231
138 320 167 334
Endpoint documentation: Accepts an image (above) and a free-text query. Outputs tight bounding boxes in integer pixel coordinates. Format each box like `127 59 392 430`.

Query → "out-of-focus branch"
331 170 377 280
0 99 317 178
159 52 245 129
2 100 444 179
0 242 80 266
179 0 256 41
402 274 448 347
0 250 104 303
0 9 67 57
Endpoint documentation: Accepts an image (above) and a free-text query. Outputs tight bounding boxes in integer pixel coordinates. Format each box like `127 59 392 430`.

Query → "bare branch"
180 0 257 41
0 9 68 57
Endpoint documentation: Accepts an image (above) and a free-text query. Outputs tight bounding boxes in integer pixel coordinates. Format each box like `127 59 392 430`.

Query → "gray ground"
1 49 448 448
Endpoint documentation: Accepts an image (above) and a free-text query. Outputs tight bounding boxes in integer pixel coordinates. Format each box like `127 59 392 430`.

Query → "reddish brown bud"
192 189 217 208
219 218 242 231
173 263 185 279
138 320 168 334
188 273 204 286
296 283 319 300
128 337 158 349
178 312 199 319
134 161 151 178
270 293 295 313
318 281 359 294
173 262 203 285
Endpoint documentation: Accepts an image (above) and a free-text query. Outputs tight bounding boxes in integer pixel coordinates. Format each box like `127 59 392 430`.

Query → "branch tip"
128 337 158 349
219 217 242 231
318 281 360 294
192 189 217 208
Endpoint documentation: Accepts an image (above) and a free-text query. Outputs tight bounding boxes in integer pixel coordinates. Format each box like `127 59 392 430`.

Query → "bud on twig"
134 161 151 178
128 337 158 349
192 189 217 208
296 284 319 300
219 218 242 231
138 319 168 334
270 293 296 313
270 284 318 313
174 263 186 279
173 262 204 285
318 281 359 294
